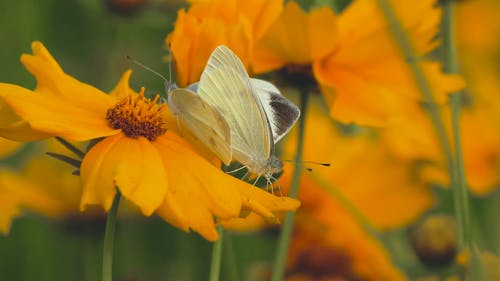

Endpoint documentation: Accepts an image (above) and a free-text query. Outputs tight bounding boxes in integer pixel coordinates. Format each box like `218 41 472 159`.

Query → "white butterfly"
167 85 233 166
189 45 300 185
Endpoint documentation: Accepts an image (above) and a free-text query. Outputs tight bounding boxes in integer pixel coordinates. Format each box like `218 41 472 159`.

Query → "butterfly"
167 84 233 165
178 45 300 187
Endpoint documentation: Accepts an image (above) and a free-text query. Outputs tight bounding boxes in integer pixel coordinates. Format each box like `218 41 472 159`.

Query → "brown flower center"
106 89 167 141
287 245 358 280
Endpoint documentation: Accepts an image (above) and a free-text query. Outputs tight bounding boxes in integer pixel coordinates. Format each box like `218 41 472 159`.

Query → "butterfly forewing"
197 46 272 167
251 79 300 144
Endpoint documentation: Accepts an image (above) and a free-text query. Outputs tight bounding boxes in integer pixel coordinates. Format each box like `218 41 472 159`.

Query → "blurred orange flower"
284 98 434 230
252 0 465 126
0 41 300 241
0 168 63 234
281 168 407 281
0 138 22 159
167 0 283 86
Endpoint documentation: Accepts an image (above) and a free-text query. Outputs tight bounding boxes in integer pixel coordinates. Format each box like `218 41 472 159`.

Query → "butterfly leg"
269 175 283 196
225 165 247 174
252 175 262 186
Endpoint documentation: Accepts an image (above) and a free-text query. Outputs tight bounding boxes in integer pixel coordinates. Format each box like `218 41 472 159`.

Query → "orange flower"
281 168 407 281
252 2 338 73
167 0 283 86
251 0 464 126
0 138 22 159
0 164 65 234
0 42 300 241
284 98 434 229
381 91 500 195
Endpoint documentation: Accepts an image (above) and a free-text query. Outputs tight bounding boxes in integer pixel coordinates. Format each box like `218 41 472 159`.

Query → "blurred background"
1 0 499 281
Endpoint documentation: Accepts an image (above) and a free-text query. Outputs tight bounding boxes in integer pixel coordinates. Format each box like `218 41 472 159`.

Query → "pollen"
106 88 167 141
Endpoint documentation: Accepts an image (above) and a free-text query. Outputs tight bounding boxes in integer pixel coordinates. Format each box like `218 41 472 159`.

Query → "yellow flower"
252 1 338 73
0 138 22 159
167 0 283 86
281 168 407 281
382 98 500 195
0 166 64 234
252 0 464 126
456 0 500 58
0 41 300 241
284 98 434 230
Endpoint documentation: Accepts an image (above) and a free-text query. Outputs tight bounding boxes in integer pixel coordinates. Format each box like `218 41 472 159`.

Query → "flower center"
106 89 167 141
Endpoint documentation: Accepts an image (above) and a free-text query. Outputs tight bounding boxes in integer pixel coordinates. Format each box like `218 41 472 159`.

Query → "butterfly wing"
168 88 232 165
250 79 300 144
197 46 272 168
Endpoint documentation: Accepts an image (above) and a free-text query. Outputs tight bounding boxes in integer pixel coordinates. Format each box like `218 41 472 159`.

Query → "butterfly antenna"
126 55 168 82
167 43 173 83
282 160 331 172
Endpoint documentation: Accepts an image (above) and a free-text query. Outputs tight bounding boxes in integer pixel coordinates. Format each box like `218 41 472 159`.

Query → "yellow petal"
0 83 118 141
0 169 67 234
284 99 434 229
253 2 338 73
0 138 22 159
0 94 53 141
0 191 21 235
21 41 116 113
154 132 242 240
237 0 283 41
168 9 252 86
311 0 462 126
109 69 135 99
287 186 408 280
81 133 168 215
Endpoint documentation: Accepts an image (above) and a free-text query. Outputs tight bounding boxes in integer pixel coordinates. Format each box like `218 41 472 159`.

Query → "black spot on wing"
269 94 300 138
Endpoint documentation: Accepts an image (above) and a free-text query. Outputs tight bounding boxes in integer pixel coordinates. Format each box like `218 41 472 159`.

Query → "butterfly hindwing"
168 88 232 165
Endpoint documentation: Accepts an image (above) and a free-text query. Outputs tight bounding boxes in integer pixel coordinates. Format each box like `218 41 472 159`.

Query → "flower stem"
102 192 121 281
441 0 472 249
377 0 472 250
270 89 309 281
442 2 484 280
223 232 240 281
209 225 224 281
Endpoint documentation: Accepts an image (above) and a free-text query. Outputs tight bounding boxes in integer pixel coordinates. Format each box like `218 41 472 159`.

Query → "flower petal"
0 138 22 159
81 133 168 215
21 41 116 113
0 83 118 141
253 2 338 73
109 69 134 99
168 9 252 86
154 132 242 240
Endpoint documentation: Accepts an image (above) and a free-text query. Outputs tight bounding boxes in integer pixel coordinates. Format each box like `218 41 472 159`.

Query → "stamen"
106 88 167 141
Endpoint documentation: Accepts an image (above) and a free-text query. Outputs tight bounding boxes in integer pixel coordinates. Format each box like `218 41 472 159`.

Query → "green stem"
441 0 472 249
442 2 483 280
270 89 309 281
102 192 121 281
209 226 224 281
377 0 471 248
223 232 240 281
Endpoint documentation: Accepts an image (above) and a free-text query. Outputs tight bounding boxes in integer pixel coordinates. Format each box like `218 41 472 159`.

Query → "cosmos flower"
167 0 283 86
0 41 300 241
